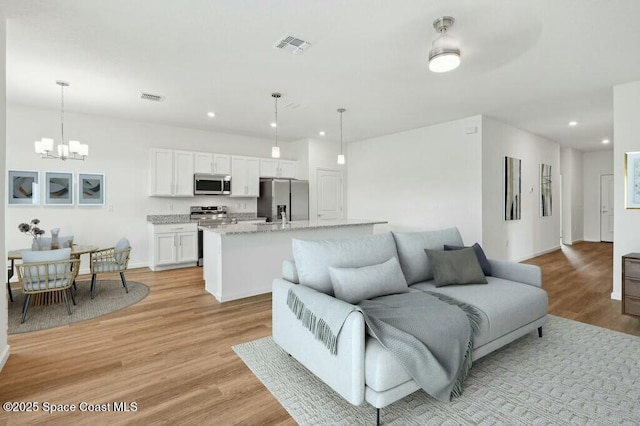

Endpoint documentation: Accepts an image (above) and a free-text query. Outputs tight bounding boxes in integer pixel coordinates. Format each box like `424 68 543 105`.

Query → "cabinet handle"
174 235 177 247
171 227 185 231
212 162 216 173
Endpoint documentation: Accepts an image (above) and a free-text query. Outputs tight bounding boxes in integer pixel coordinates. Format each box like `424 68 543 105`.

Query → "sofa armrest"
272 278 365 405
488 259 542 288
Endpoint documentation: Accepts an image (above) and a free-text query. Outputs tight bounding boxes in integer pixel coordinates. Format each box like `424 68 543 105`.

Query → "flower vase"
51 228 60 250
31 238 41 251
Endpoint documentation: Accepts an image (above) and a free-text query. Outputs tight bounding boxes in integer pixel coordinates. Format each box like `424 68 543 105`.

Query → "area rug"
233 315 640 425
8 280 149 334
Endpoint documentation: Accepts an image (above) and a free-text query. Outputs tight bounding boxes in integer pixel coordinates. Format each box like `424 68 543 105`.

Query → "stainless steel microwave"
194 174 231 195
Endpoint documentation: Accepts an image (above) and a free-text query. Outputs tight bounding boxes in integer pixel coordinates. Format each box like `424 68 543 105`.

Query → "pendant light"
34 80 89 160
337 108 346 165
271 92 281 158
428 16 460 73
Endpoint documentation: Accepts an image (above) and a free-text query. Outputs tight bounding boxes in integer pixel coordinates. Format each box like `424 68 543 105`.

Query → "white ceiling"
6 0 640 151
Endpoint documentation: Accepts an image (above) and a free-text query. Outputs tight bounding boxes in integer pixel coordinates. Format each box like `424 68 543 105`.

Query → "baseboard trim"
515 245 561 262
0 344 10 372
611 292 622 301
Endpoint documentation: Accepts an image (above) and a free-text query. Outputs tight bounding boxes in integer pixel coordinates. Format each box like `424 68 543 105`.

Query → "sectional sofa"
272 227 548 421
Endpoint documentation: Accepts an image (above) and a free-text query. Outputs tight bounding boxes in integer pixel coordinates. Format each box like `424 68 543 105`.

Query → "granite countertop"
147 213 266 225
199 219 387 235
147 214 196 225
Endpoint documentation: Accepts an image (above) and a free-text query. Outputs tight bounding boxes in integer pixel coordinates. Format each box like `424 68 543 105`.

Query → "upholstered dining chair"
90 238 131 299
16 248 80 323
7 266 13 303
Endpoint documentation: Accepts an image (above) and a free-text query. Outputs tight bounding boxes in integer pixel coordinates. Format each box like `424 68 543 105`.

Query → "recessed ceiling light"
270 122 277 128
568 121 578 127
207 112 215 118
319 131 325 136
602 139 610 144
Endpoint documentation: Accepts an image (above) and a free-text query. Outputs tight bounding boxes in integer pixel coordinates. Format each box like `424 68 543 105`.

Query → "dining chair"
90 238 132 299
7 266 13 303
16 248 80 323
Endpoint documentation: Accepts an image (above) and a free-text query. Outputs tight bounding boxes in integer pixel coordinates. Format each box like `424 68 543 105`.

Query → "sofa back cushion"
392 227 464 285
292 232 398 294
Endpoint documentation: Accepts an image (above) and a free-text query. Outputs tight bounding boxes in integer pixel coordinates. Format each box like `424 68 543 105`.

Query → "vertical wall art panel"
7 170 39 205
78 173 105 205
540 163 552 216
44 171 73 205
504 156 521 220
625 151 640 209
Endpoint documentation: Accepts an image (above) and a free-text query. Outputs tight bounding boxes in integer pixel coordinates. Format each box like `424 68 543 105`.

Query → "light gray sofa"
272 228 548 418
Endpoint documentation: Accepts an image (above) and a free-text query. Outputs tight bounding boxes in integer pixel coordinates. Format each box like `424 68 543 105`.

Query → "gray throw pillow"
328 257 409 304
424 248 488 287
443 242 492 276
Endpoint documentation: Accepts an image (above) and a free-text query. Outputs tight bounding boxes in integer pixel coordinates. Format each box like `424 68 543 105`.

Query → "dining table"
7 244 100 306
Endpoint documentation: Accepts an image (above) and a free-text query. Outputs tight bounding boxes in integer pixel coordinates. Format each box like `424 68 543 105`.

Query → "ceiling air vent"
273 34 311 55
140 92 164 102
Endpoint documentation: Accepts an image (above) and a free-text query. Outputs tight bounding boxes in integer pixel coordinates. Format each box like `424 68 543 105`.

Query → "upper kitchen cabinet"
149 148 194 197
231 156 260 197
194 152 232 175
259 158 297 179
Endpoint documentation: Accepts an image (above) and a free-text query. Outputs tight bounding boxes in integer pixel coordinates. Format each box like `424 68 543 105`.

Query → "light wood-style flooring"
1 242 638 425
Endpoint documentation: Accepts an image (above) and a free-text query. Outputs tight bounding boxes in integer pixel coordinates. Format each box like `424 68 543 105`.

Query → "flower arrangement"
18 219 46 239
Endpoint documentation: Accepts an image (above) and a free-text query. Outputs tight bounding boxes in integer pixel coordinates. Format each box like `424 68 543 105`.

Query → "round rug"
8 280 150 334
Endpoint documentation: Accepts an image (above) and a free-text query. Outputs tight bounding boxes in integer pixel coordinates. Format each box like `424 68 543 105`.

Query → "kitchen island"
201 219 386 302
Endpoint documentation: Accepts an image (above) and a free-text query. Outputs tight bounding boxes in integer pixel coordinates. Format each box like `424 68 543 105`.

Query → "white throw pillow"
328 256 409 304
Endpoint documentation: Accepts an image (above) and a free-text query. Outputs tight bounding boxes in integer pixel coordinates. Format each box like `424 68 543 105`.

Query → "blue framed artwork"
8 170 40 205
78 173 105 205
44 171 74 205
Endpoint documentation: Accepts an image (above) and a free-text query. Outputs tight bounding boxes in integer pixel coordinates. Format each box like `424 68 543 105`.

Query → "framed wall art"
540 163 552 216
7 170 40 205
78 173 105 205
504 156 521 220
44 171 74 205
625 151 640 209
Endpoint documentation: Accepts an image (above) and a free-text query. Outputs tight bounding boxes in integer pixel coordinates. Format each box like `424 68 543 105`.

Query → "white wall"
0 11 9 372
583 150 613 241
560 148 584 244
5 105 296 271
348 115 483 244
613 80 640 300
482 116 561 261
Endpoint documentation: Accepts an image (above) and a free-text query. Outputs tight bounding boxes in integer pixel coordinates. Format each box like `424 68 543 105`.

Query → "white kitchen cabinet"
231 156 260 197
149 148 194 197
194 152 232 175
149 222 198 271
259 158 297 179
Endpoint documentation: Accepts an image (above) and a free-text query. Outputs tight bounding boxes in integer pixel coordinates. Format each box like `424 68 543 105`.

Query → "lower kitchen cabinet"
149 222 198 271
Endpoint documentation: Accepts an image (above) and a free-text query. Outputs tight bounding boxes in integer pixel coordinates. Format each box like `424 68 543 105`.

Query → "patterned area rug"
233 315 640 425
8 280 149 334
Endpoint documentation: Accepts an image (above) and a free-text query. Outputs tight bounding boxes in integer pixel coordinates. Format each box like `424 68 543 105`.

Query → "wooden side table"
622 253 640 317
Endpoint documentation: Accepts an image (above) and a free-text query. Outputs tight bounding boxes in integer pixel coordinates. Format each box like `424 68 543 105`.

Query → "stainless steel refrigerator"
257 179 309 222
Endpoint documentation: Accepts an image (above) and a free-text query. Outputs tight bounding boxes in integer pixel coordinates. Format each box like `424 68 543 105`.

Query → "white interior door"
317 169 343 220
600 174 614 242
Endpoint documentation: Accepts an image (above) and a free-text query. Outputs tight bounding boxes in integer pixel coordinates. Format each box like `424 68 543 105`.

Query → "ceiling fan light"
429 51 460 72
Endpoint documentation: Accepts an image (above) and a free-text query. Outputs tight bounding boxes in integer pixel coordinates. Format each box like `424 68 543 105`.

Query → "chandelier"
34 80 88 160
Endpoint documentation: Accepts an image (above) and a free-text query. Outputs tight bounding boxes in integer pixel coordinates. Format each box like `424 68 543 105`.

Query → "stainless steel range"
191 206 238 266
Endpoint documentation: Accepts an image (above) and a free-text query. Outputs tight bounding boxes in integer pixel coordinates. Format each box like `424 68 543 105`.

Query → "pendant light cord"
274 95 278 148
60 83 65 147
340 110 343 155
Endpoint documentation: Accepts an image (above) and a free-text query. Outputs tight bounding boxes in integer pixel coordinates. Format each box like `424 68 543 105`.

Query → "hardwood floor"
1 242 638 425
525 241 640 336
